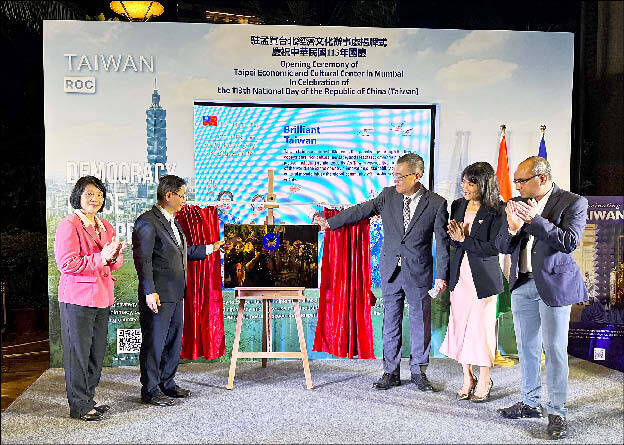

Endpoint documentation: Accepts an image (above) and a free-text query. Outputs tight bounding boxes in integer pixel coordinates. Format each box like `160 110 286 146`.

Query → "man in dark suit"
317 153 450 391
133 175 223 406
495 157 588 440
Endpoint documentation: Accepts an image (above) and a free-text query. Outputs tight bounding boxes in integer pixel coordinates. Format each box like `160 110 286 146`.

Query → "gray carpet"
1 357 622 444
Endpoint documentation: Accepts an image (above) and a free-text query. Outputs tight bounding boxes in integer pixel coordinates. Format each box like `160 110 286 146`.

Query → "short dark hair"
69 176 107 213
397 153 424 174
157 175 186 201
462 162 503 211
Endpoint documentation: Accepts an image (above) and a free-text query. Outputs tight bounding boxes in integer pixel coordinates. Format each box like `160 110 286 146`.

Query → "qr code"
593 347 606 361
117 328 142 354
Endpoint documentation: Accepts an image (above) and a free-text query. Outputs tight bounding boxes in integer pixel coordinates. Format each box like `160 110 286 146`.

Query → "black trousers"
59 302 110 418
138 300 183 399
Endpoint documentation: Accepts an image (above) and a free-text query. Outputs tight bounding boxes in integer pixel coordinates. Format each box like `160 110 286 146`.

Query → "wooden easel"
226 287 313 390
225 170 313 390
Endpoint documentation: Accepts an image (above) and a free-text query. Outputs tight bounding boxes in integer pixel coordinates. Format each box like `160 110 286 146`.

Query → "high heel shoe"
470 378 493 403
456 378 477 401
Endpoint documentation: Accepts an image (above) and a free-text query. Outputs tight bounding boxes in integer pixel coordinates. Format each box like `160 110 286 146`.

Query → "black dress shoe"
162 386 191 398
547 414 568 440
373 373 401 390
72 411 103 421
411 373 434 392
497 401 543 419
93 404 110 414
142 393 176 406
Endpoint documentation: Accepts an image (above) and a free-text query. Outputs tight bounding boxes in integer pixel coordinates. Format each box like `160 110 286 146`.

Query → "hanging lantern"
109 1 164 22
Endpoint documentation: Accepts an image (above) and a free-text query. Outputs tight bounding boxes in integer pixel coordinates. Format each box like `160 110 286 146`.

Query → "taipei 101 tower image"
138 80 168 198
146 79 168 176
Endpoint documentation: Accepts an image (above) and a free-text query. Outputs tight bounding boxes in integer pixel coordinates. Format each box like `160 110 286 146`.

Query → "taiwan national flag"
538 134 547 159
203 116 218 126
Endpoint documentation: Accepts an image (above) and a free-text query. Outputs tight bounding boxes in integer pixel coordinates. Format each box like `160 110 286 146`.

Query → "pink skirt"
439 253 497 367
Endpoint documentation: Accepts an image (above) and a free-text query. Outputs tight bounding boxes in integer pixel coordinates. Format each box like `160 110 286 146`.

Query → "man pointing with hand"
133 175 224 406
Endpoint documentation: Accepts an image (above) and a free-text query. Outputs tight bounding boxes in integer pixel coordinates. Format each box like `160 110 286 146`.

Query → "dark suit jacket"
449 198 504 299
132 206 206 304
328 185 450 288
495 184 588 307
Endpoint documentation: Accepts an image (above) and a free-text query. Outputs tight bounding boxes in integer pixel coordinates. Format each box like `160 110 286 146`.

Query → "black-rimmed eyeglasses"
512 174 540 185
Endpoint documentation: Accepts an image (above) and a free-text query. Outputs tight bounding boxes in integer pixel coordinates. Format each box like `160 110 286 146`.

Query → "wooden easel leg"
268 299 273 353
262 299 268 368
227 299 245 389
293 300 313 389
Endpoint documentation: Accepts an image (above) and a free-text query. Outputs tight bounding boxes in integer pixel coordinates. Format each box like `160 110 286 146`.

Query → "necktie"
170 219 181 246
403 196 412 233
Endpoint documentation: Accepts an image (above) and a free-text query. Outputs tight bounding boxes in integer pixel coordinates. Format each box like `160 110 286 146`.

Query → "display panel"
195 102 434 288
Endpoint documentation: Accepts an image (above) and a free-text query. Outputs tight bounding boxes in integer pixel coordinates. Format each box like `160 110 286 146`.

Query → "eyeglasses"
172 192 187 200
512 174 539 185
392 172 416 182
83 191 104 200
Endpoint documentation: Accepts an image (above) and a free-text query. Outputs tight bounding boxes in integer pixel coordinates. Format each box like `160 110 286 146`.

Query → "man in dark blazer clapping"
495 157 588 440
133 175 224 406
317 153 450 392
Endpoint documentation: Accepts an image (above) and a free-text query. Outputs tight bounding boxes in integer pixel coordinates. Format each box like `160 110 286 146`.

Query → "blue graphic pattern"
194 104 432 287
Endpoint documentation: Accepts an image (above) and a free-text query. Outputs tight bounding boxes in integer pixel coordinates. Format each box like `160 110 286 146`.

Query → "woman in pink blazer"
54 176 125 421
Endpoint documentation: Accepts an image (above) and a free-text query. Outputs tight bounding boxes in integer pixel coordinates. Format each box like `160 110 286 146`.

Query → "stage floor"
1 357 622 444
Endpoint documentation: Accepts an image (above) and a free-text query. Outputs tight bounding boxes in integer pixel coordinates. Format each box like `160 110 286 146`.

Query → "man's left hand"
434 279 447 295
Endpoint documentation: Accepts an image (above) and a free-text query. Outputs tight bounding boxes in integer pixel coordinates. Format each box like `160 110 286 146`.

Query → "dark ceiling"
76 1 580 31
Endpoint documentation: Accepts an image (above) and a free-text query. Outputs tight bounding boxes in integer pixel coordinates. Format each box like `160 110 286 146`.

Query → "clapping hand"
111 237 126 262
505 201 525 232
101 238 116 264
513 199 539 223
447 219 466 242
101 236 125 264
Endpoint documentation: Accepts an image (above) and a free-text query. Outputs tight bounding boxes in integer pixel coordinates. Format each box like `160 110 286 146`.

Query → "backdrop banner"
570 196 624 371
44 21 574 366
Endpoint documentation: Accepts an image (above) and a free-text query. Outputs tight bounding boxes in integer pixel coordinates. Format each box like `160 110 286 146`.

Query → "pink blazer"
54 213 123 308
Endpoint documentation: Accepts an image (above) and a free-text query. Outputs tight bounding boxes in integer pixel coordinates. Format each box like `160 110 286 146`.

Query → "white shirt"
156 204 213 254
74 209 106 233
403 185 424 222
156 204 182 246
398 185 424 266
518 185 554 273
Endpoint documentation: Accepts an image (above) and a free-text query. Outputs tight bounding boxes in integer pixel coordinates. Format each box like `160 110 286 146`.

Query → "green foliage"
49 339 64 368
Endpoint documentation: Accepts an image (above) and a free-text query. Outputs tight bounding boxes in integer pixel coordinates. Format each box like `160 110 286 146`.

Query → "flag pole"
494 123 515 367
538 124 548 160
539 128 546 364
